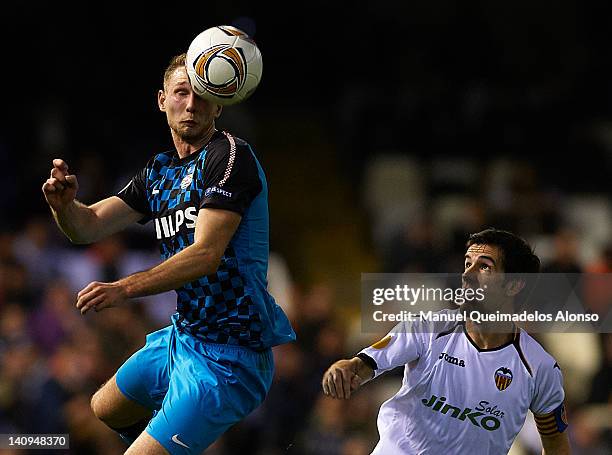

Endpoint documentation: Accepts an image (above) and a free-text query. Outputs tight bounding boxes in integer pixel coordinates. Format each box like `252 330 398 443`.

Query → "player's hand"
322 357 372 399
76 281 128 315
42 159 79 212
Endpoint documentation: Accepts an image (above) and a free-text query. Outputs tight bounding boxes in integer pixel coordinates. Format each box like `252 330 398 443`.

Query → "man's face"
158 66 221 141
463 243 507 308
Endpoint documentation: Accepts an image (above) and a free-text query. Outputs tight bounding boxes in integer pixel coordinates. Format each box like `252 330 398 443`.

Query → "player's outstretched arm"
322 357 374 400
42 159 144 244
76 207 240 314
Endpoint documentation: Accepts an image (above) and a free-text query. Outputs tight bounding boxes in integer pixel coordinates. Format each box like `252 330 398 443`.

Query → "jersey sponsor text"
421 394 502 431
154 207 198 239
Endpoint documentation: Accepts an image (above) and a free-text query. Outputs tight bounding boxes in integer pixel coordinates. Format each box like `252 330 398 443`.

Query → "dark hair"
163 53 187 90
467 228 540 274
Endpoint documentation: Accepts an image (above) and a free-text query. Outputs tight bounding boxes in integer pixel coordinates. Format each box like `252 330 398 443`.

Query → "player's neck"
173 126 218 159
465 319 516 350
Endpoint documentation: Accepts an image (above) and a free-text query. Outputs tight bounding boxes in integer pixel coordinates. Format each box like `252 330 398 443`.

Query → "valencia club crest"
494 367 513 391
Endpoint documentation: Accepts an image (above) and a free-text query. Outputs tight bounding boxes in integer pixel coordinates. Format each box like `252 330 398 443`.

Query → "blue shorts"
115 325 274 454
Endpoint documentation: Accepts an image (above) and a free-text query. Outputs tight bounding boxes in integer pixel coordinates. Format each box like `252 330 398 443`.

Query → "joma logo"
439 352 465 367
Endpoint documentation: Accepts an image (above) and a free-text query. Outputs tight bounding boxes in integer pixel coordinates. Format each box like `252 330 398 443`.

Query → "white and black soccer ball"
186 25 262 106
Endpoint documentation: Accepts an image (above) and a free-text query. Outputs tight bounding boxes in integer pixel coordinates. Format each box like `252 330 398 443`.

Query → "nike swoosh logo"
171 434 190 449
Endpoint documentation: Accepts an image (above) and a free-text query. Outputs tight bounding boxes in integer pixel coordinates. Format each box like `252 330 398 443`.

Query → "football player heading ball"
43 48 294 454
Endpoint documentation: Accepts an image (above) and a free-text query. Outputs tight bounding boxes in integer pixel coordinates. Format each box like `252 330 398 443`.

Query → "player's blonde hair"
163 53 187 90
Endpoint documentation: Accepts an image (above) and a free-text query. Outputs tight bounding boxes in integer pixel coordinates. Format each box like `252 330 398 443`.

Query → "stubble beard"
172 122 205 143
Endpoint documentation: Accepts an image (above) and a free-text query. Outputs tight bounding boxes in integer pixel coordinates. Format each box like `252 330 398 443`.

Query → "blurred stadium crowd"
1 2 612 454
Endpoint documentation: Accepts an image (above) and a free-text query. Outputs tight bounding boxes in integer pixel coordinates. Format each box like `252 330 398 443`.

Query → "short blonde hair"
163 53 187 90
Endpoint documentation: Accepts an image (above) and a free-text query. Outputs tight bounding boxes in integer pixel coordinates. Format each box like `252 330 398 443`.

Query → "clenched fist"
42 159 79 212
321 357 374 399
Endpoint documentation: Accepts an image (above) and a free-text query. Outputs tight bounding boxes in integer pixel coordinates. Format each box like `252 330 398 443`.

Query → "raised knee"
91 388 118 425
89 380 151 429
90 390 107 422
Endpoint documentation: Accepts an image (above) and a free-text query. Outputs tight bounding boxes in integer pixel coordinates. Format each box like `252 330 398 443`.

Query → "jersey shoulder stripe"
435 322 463 340
516 329 558 375
512 331 533 376
218 131 236 187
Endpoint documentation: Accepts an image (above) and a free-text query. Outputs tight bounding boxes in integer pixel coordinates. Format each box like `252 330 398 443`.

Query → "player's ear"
214 104 223 118
504 279 525 297
158 89 167 112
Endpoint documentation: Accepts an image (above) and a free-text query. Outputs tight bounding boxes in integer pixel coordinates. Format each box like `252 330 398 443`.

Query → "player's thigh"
124 430 169 455
91 374 152 428
99 326 173 425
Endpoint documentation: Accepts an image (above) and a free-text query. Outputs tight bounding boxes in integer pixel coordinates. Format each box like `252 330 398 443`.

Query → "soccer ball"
186 26 263 106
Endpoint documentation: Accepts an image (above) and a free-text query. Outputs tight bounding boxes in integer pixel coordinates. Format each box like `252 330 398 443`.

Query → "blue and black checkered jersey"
117 130 295 350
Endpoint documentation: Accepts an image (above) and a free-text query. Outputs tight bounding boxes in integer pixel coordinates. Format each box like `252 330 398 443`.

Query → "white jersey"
359 310 565 455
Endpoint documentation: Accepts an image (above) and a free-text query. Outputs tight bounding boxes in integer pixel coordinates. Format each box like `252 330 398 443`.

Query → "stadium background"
0 2 610 454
